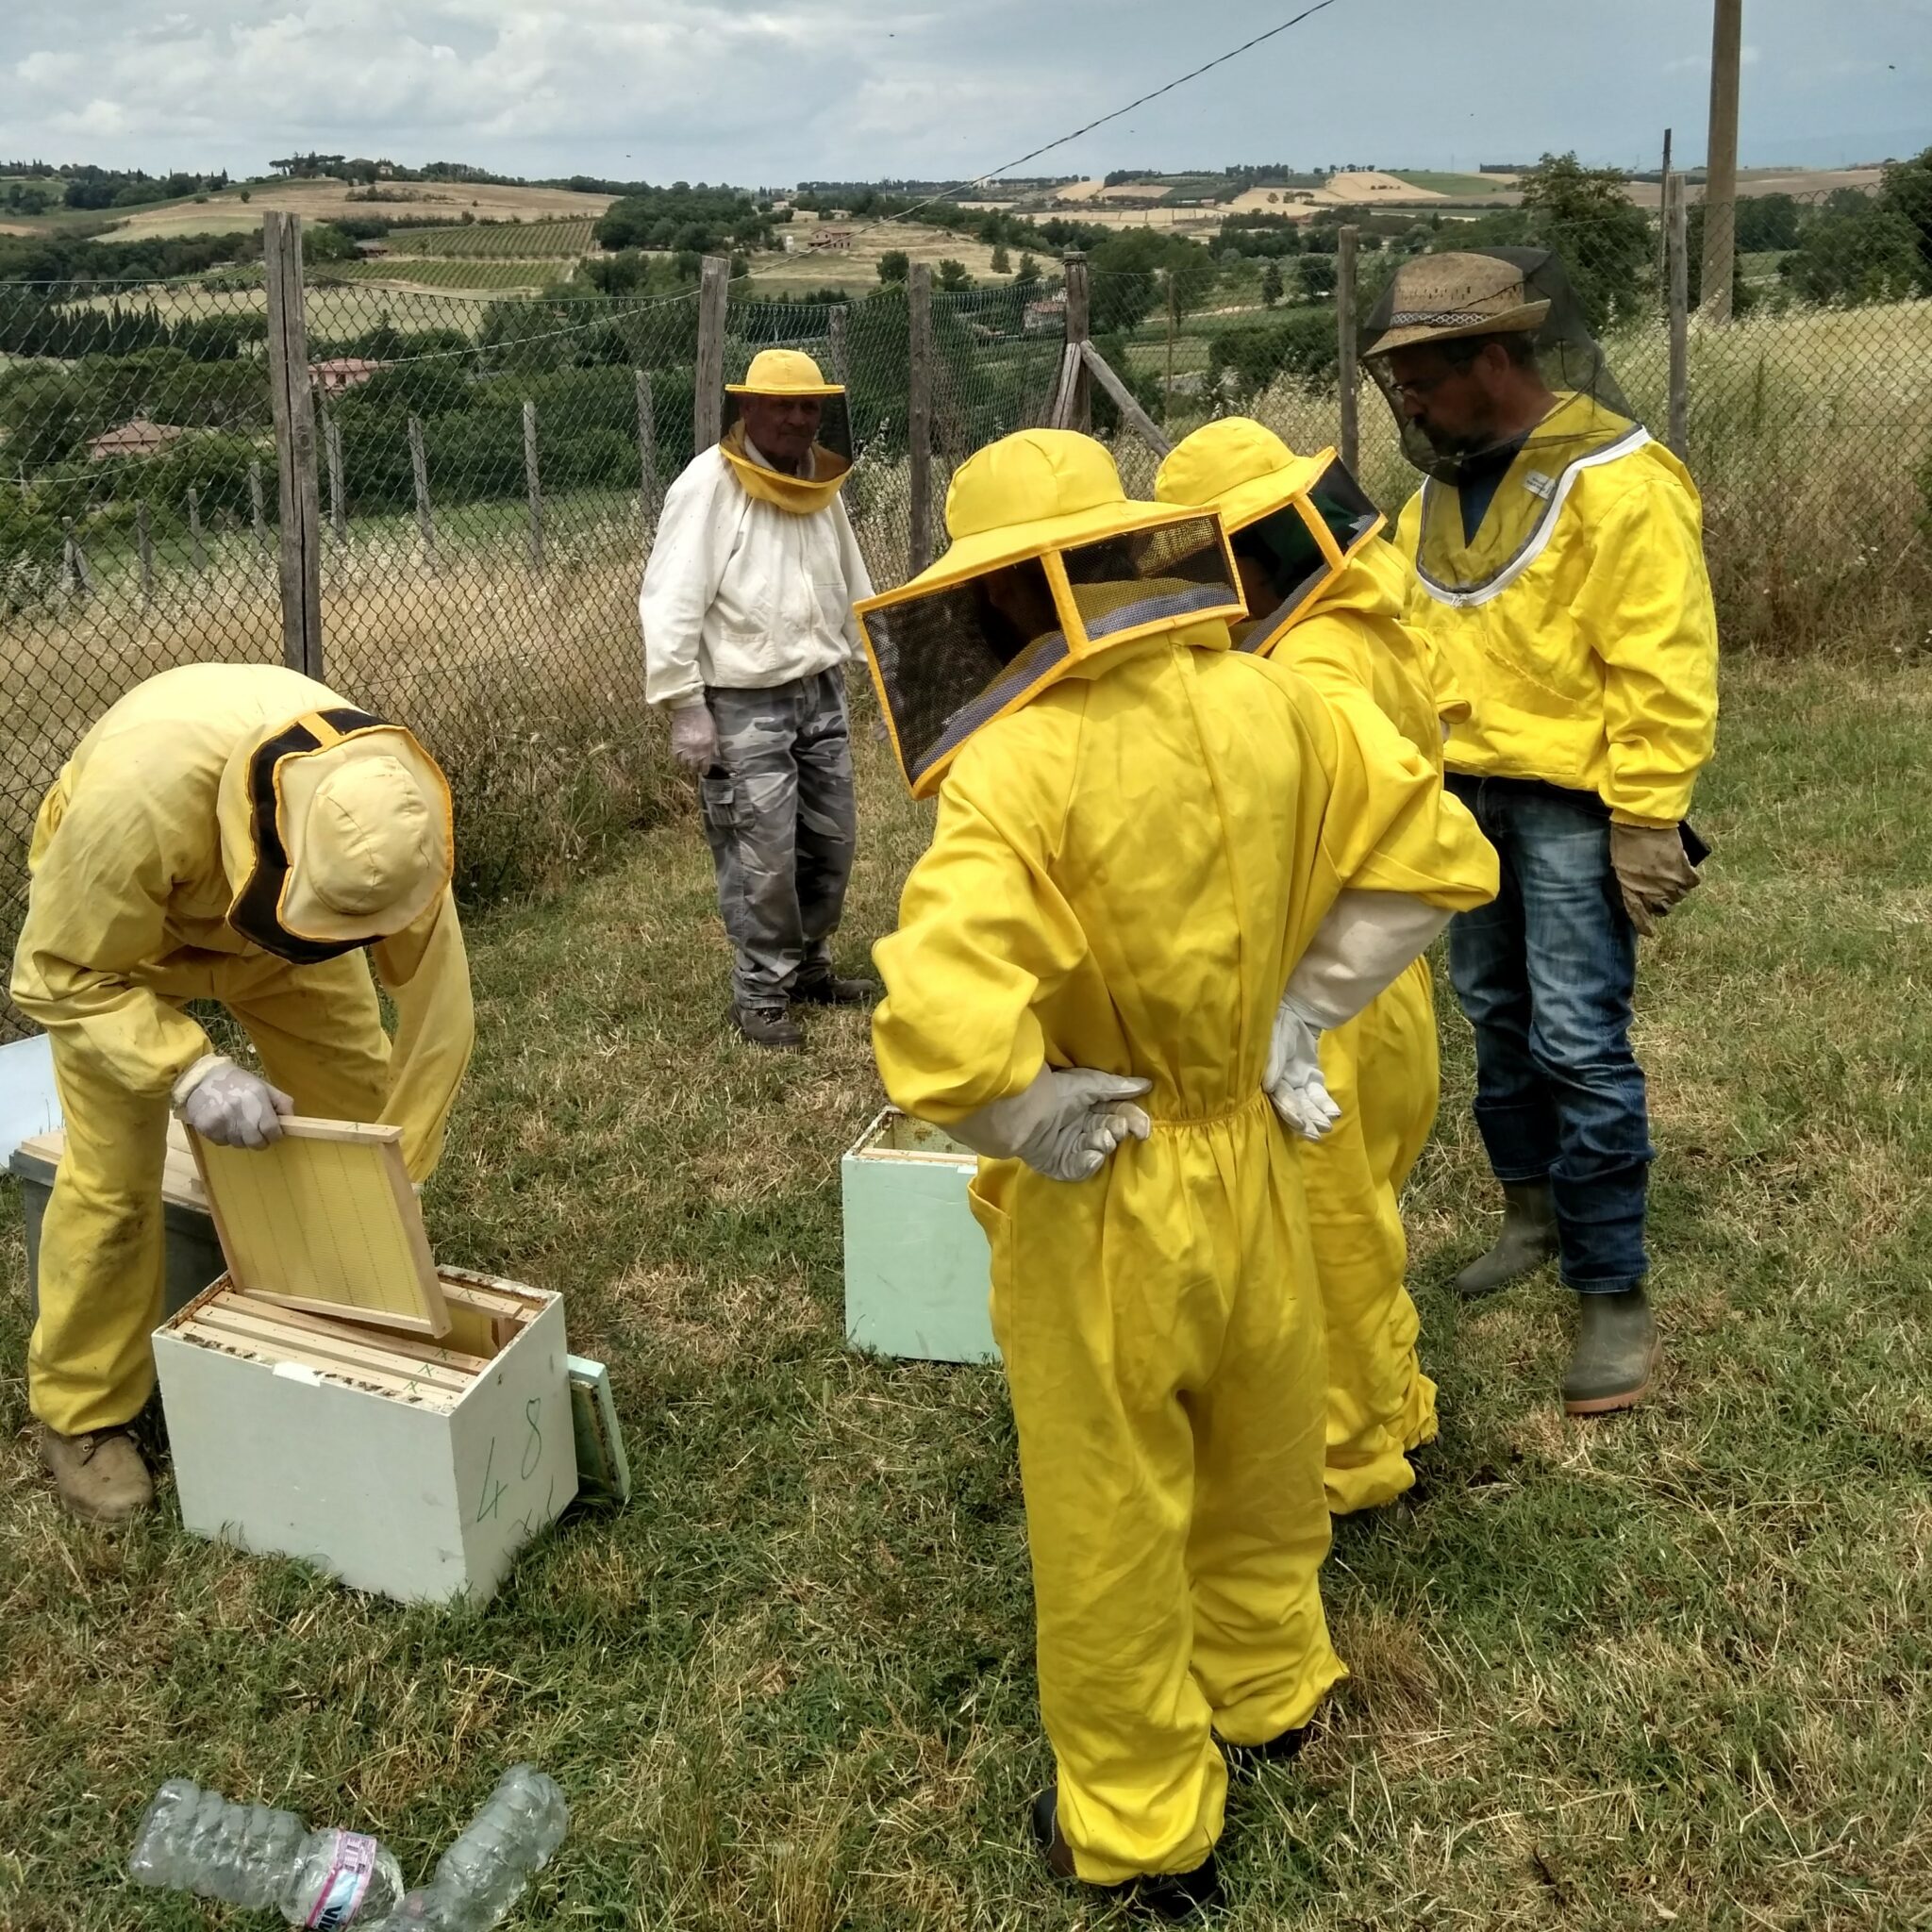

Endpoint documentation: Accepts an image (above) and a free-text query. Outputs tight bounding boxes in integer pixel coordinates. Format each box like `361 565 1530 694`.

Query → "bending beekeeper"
640 348 877 1049
1156 419 1481 1515
1361 249 1719 1414
858 430 1496 1916
11 663 475 1525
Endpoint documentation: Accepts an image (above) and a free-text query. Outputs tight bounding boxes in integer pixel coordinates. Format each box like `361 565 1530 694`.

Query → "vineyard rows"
397 218 599 258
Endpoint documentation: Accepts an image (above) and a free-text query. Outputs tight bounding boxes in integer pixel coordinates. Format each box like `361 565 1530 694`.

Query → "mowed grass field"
92 180 614 242
2 651 1929 1929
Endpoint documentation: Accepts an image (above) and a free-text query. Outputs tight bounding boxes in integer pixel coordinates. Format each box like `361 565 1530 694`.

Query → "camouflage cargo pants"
698 670 858 1011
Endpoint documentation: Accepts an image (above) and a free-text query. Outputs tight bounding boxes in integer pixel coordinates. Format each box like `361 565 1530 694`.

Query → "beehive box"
841 1108 995 1364
11 1122 225 1324
152 1117 576 1605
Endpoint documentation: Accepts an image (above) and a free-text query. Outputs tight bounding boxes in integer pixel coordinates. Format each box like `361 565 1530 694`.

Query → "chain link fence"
4 191 1928 1039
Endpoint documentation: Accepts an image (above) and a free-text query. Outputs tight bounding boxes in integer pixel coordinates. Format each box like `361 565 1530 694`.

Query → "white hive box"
841 1108 995 1365
153 1119 576 1606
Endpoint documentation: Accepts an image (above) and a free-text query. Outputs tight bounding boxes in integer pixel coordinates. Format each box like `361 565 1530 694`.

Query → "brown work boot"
40 1425 154 1526
732 1003 805 1050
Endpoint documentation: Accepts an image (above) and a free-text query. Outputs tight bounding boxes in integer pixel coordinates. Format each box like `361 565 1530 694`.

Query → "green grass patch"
318 257 573 291
2 656 1930 1926
399 219 598 258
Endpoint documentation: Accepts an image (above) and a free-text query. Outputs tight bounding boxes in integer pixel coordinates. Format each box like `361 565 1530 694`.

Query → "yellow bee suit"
10 663 475 1437
1393 398 1719 828
1272 537 1477 1512
872 625 1496 1886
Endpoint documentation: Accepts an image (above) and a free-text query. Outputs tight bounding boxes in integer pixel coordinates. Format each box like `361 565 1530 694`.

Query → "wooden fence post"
826 306 851 389
248 460 270 561
908 262 934 576
1080 341 1172 458
262 211 324 680
1668 174 1690 460
694 255 730 452
523 399 544 572
324 406 347 549
1062 251 1091 433
136 501 153 606
61 518 91 599
1336 225 1360 474
634 368 658 525
187 486 205 573
408 414 437 572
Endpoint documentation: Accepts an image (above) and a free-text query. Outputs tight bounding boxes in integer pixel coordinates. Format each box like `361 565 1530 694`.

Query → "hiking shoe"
1226 1723 1310 1771
41 1425 154 1526
1561 1286 1661 1415
1454 1180 1558 1298
732 1004 805 1049
1030 1786 1223 1920
790 970 877 1008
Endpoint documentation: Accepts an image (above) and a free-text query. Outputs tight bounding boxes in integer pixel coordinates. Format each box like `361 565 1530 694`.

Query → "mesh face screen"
1059 516 1238 641
722 390 853 465
866 558 1069 789
1232 463 1381 649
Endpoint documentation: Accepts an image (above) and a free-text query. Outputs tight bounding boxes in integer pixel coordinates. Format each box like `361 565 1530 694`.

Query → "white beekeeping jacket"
639 443 875 708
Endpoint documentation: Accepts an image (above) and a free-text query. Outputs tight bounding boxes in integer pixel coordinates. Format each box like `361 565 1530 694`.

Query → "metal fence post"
908 262 934 577
523 399 544 573
695 256 730 452
634 369 658 525
263 211 324 680
1062 251 1091 433
1668 175 1691 460
1336 225 1360 474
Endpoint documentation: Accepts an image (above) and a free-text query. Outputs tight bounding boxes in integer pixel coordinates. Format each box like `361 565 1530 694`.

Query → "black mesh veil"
1228 458 1381 651
861 515 1240 795
1359 248 1637 486
721 388 854 466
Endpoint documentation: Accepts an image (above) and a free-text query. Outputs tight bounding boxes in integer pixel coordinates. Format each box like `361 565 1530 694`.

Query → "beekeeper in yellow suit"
1156 418 1476 1515
11 663 475 1525
858 430 1496 1914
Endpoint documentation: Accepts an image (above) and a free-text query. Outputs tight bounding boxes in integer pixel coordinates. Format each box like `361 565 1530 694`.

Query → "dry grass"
2 654 1929 1928
96 181 614 244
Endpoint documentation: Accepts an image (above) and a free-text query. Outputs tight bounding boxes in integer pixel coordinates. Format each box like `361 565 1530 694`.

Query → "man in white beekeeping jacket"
640 348 877 1048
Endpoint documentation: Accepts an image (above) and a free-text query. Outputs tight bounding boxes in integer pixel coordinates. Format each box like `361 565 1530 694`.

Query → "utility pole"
1699 0 1742 324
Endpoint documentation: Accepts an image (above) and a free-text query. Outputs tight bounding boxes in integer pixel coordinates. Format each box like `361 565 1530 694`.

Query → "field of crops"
321 257 572 290
397 218 598 258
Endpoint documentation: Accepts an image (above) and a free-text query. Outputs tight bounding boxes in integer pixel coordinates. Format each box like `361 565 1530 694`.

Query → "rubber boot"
1453 1180 1558 1299
1030 1788 1223 1920
41 1425 154 1525
1561 1286 1661 1415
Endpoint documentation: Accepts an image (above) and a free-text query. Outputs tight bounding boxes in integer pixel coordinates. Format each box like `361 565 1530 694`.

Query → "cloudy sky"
6 0 1927 188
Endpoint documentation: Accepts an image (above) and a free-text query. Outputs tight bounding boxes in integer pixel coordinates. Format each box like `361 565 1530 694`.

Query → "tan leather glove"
1610 823 1701 938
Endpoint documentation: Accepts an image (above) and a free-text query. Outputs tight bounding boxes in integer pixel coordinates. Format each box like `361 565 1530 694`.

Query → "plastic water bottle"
128 1777 406 1926
373 1765 569 1930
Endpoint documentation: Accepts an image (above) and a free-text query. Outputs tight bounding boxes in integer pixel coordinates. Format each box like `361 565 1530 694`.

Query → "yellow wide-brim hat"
1359 251 1551 360
219 708 453 962
1156 417 1340 541
724 347 844 397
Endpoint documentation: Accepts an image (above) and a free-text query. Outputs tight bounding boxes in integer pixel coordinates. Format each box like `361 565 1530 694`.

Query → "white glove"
1265 891 1453 1141
669 703 719 773
949 1067 1153 1183
1264 997 1341 1141
174 1057 293 1150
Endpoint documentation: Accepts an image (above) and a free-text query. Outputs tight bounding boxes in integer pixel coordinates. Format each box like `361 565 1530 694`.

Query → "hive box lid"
188 1117 450 1339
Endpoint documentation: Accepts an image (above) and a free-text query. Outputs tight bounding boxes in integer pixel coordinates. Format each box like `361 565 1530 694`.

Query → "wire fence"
3 188 1929 1039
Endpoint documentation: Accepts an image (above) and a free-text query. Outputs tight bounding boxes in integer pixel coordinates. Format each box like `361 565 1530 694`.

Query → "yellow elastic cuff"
170 1054 232 1111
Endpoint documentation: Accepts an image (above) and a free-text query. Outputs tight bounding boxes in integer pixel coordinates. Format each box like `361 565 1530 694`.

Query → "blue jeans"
1445 777 1653 1293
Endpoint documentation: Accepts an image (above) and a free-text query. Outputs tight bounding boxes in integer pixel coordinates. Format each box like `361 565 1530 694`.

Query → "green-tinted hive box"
841 1108 995 1364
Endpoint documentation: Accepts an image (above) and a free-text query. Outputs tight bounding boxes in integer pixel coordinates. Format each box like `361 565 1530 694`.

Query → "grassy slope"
1 656 1929 1928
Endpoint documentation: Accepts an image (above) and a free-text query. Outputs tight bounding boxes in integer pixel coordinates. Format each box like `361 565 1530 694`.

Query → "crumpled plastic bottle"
128 1777 405 1926
367 1764 569 1930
